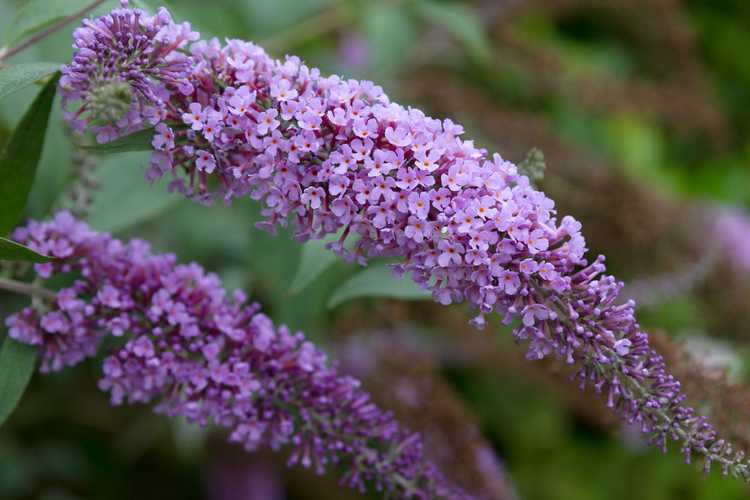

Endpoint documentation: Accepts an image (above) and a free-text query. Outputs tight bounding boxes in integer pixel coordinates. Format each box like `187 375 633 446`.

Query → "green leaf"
131 0 158 12
289 233 341 293
0 333 37 428
88 151 182 232
81 128 155 154
414 0 491 63
0 237 51 263
0 62 60 102
242 0 334 37
6 0 94 46
0 72 59 236
327 262 431 309
364 2 418 77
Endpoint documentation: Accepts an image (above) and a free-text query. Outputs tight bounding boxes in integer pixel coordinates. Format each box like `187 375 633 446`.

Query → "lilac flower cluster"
60 3 750 478
5 212 466 499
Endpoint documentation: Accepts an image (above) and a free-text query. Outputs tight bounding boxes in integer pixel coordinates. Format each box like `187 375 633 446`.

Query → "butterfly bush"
5 212 466 499
59 2 750 478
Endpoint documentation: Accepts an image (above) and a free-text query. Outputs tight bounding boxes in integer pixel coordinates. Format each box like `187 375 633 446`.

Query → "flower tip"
469 314 486 330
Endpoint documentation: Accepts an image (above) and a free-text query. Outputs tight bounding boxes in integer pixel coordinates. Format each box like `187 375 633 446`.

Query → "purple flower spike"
6 213 469 499
61 3 750 480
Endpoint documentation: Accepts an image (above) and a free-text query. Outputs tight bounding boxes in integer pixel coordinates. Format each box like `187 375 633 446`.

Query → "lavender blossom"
5 212 467 499
60 2 750 478
713 206 750 275
338 33 371 72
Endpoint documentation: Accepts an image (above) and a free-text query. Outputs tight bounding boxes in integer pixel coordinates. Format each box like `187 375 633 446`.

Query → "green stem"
0 277 56 301
0 0 108 64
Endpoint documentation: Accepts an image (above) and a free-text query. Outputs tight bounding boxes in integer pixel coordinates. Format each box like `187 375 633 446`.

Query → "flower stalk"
0 277 56 301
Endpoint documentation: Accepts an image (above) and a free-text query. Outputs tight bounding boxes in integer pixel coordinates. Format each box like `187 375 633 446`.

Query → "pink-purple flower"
58 2 750 480
713 205 750 274
5 212 466 499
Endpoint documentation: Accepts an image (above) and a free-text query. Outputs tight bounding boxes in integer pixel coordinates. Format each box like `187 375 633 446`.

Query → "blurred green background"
1 0 750 498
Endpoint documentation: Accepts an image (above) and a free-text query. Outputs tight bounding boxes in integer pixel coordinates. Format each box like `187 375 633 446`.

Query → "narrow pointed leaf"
81 128 155 154
364 3 418 76
0 333 37 427
327 262 431 309
414 0 491 63
0 237 52 262
0 62 59 101
289 232 341 293
0 73 60 236
88 152 182 233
